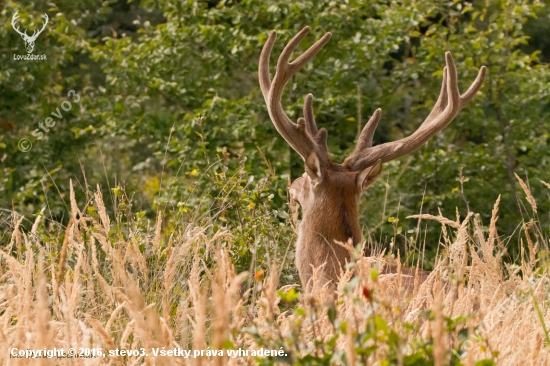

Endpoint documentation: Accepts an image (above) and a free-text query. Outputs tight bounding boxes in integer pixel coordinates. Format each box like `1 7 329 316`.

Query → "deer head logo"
11 11 49 54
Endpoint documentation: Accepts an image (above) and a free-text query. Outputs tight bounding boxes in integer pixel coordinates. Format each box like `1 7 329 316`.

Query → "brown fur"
291 162 431 292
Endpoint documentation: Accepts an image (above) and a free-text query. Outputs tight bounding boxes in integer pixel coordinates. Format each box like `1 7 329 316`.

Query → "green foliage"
244 277 498 365
1 0 550 263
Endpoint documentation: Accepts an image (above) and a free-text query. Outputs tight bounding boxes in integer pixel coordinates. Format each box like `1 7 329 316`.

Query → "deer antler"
27 13 49 41
259 27 486 172
344 52 486 171
259 27 332 167
11 11 27 38
11 11 48 41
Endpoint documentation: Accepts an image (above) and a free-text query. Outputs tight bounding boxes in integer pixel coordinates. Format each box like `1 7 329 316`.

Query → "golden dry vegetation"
1 178 549 365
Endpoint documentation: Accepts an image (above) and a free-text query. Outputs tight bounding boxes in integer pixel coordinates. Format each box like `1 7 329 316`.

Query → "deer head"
259 27 486 290
12 11 49 54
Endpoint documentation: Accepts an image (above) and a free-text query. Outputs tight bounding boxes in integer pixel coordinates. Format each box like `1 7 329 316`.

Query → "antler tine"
301 94 331 159
11 10 19 25
29 13 49 41
356 108 382 149
258 31 276 102
413 53 459 134
277 27 332 79
344 52 486 171
259 27 332 164
459 66 486 106
11 11 49 40
422 65 449 126
11 11 24 36
39 14 48 30
260 26 332 103
303 94 318 136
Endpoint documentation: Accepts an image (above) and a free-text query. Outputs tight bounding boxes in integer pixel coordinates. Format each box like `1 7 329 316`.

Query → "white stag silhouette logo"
11 11 49 54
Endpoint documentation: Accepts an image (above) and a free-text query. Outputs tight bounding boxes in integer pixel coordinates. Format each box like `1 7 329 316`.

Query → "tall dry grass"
0 179 549 365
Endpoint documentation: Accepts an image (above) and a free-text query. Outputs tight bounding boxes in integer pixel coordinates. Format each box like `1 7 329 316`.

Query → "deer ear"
289 176 305 203
357 159 382 192
305 151 323 186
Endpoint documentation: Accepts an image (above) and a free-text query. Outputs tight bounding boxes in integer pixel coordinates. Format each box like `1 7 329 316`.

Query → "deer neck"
294 199 363 287
299 199 363 248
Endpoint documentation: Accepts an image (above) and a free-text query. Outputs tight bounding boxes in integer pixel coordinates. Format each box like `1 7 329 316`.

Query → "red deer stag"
259 27 486 291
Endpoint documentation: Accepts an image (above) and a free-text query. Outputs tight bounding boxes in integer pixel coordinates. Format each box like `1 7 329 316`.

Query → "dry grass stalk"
189 280 207 366
35 251 51 366
487 195 501 248
54 218 73 298
94 184 111 233
153 210 163 252
432 289 445 366
84 314 117 351
7 213 24 254
515 173 537 214
523 224 539 272
30 207 46 237
406 213 460 229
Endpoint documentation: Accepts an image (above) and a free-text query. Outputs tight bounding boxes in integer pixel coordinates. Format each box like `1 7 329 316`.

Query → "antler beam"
11 11 27 38
344 53 486 171
260 27 486 173
259 27 332 166
11 11 48 41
